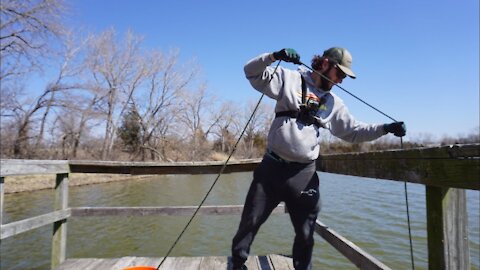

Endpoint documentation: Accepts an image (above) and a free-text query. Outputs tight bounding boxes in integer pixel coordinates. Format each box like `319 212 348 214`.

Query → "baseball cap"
323 47 356 79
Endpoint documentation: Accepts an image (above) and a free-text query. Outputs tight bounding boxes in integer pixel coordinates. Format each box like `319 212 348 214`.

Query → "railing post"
51 173 69 269
0 177 4 227
426 186 470 270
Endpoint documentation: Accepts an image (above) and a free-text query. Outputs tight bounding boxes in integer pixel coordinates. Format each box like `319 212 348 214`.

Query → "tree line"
0 0 276 161
1 0 477 162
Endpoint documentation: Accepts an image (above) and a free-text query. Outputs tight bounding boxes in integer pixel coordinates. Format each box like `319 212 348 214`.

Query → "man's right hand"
272 48 301 64
384 122 406 137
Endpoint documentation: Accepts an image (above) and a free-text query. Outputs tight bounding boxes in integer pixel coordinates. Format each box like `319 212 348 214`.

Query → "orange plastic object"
123 267 157 270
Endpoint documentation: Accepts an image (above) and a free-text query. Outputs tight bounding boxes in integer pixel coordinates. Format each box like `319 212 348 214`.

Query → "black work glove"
383 122 406 137
273 48 301 64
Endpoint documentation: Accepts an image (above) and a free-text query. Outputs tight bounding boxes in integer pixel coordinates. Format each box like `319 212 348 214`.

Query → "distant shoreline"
3 173 153 194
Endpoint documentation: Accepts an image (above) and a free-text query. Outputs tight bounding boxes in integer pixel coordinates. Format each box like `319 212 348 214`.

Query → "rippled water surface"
1 172 479 269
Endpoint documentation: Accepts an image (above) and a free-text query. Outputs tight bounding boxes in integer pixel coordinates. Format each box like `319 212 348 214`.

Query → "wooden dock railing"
1 143 478 270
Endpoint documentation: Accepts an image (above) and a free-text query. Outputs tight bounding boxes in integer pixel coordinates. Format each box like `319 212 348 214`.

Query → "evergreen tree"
117 106 141 153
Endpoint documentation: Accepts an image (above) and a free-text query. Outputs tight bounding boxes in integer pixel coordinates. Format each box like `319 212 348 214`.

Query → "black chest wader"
231 154 320 270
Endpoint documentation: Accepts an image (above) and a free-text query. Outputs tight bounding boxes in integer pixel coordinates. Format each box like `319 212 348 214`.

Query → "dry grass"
209 151 234 161
4 173 152 194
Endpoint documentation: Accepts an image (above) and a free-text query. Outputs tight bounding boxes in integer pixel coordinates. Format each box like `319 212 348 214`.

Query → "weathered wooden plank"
116 257 162 269
426 186 470 270
54 258 119 270
52 173 69 269
0 159 69 176
128 257 162 268
70 204 287 217
317 144 479 190
56 256 295 270
315 220 392 270
111 256 138 269
199 256 228 269
245 255 261 269
54 258 98 270
88 258 123 270
69 159 262 175
171 256 203 270
268 254 294 269
156 257 179 270
225 255 261 270
1 209 71 239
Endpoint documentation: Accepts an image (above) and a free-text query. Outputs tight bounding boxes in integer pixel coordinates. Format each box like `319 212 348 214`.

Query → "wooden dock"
55 254 294 270
1 144 479 270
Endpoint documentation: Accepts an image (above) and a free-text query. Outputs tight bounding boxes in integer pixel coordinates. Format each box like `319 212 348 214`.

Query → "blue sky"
66 0 479 140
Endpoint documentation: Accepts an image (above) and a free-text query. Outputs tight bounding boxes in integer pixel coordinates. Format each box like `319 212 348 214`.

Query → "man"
231 47 406 270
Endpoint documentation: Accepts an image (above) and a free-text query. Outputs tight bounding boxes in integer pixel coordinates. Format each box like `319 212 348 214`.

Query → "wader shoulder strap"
275 75 306 118
301 75 306 104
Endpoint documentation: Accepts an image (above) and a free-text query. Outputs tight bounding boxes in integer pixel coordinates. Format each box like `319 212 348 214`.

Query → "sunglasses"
334 65 347 79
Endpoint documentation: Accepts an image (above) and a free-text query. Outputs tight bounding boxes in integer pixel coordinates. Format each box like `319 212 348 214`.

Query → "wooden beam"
0 159 69 176
52 173 69 269
317 144 479 190
68 159 261 175
1 209 71 239
70 204 287 217
1 144 477 189
426 186 470 270
315 220 392 270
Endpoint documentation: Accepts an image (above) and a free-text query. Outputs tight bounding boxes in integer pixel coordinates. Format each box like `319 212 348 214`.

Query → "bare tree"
0 0 65 81
177 83 217 160
34 31 87 149
1 31 85 158
8 85 59 157
54 90 103 159
129 49 197 161
239 100 272 158
0 83 19 117
85 28 145 160
7 80 80 158
0 0 72 158
210 101 241 154
142 50 198 160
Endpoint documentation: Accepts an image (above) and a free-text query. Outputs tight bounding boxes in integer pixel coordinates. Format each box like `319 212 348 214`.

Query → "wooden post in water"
426 186 470 270
52 173 69 269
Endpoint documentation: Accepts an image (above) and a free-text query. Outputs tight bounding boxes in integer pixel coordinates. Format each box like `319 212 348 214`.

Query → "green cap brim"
337 64 356 79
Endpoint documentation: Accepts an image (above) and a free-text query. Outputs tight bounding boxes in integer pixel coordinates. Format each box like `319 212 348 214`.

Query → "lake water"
1 172 479 270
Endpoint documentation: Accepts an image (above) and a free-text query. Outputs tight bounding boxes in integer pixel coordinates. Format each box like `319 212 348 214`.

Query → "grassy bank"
3 173 153 194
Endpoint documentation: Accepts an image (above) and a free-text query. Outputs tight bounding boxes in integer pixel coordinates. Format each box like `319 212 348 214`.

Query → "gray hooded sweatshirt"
244 53 386 163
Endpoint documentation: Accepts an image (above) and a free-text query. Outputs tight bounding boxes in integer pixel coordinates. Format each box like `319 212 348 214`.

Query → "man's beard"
318 65 335 91
319 73 334 91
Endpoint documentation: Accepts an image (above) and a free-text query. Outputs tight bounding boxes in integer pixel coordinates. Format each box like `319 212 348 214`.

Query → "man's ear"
320 58 330 71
